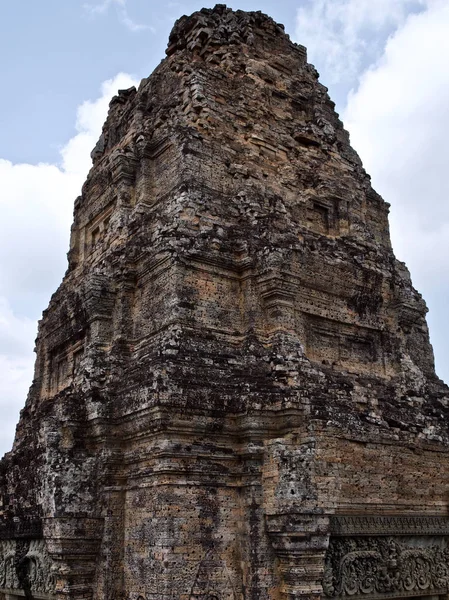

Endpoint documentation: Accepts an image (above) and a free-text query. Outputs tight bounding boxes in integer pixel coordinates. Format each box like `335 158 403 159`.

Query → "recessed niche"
307 202 329 234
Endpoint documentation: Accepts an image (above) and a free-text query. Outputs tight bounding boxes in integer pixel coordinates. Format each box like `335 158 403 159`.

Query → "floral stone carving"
323 535 449 599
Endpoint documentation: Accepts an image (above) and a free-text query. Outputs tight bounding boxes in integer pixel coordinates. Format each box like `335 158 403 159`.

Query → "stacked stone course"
1 5 449 600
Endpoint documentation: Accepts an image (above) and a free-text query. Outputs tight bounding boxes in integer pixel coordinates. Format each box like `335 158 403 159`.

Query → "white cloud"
296 0 426 84
344 1 449 226
313 0 449 381
62 75 138 177
84 0 113 14
0 299 35 455
83 0 152 32
119 8 151 33
0 73 137 458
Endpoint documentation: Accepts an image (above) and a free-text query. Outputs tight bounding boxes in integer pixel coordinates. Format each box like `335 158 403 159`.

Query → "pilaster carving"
267 514 330 600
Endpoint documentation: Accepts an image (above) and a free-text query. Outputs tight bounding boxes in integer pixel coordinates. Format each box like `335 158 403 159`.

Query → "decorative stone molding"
324 516 449 600
110 149 138 185
267 514 330 600
330 515 449 537
0 519 43 541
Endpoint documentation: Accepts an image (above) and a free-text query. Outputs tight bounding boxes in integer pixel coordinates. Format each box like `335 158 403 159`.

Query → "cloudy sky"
1 0 448 456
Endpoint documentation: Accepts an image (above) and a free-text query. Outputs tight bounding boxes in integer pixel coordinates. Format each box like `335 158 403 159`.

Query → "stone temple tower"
1 6 449 600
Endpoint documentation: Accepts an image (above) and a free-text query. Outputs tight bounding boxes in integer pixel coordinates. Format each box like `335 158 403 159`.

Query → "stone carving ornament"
189 550 236 600
0 539 56 595
0 540 17 589
330 515 449 537
323 536 449 599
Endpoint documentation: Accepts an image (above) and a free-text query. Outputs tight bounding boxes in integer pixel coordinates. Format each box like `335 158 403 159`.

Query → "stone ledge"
330 515 449 537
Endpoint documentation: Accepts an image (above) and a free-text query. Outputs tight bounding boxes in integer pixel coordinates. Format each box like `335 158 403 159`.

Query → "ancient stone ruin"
1 5 449 600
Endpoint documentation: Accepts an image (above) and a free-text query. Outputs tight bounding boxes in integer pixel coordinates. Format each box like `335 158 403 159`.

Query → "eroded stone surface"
1 5 449 600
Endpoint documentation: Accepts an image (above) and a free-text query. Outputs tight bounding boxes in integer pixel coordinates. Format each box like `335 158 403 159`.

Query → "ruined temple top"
166 4 307 60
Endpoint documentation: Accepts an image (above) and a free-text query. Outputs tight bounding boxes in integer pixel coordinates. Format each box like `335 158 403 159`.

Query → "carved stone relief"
189 550 236 600
324 517 449 600
0 539 56 596
330 515 449 537
0 540 16 590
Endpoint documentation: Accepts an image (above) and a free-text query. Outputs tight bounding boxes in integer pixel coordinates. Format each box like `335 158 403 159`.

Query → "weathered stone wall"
1 5 449 600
